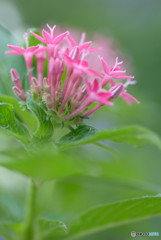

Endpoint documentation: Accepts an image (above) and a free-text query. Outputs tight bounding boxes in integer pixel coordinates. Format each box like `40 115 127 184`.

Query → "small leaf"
0 103 30 143
26 95 53 140
36 219 68 240
0 95 37 131
59 125 161 150
59 125 96 145
68 195 161 239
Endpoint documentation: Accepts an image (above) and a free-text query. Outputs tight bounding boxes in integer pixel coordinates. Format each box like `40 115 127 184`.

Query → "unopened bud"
31 77 41 94
12 86 26 101
109 83 124 100
45 93 53 109
10 69 22 90
43 77 50 91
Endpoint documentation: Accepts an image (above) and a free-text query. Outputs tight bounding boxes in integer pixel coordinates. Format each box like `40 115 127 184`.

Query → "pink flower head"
6 24 139 123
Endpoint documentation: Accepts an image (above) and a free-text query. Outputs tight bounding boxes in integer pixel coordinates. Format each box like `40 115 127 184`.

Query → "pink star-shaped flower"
67 34 100 54
30 24 69 45
99 56 134 87
86 78 113 105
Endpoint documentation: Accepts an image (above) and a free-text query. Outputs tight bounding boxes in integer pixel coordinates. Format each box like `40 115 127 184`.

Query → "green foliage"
67 196 161 239
26 95 54 140
0 95 36 131
0 103 30 143
59 125 96 145
60 125 161 150
0 148 101 180
35 219 68 240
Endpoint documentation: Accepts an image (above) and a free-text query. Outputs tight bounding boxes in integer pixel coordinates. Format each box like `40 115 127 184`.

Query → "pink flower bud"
109 83 124 100
10 69 22 90
12 86 26 101
43 77 50 91
31 77 41 94
45 93 53 109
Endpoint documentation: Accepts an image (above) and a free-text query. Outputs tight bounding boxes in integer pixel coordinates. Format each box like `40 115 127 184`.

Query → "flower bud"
43 77 50 91
31 77 41 94
10 69 22 90
12 86 26 101
109 83 124 100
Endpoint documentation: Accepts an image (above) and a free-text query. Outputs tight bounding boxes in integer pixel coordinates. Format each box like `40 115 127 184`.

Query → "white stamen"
124 79 136 88
111 57 123 72
79 32 86 45
23 32 29 48
47 24 56 38
79 50 87 65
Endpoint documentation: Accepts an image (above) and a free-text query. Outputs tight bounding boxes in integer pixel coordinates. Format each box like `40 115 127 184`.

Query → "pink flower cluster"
6 24 139 121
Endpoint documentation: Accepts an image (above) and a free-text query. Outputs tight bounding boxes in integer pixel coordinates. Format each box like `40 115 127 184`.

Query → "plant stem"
23 179 37 240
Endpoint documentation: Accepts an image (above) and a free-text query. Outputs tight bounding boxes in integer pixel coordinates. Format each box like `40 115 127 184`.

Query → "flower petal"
79 41 92 50
7 45 24 54
99 56 110 74
67 35 77 47
93 79 99 92
30 31 46 43
5 50 22 55
53 31 69 44
42 30 52 44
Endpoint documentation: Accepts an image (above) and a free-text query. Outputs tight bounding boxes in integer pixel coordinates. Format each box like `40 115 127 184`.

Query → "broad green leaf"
26 95 53 140
0 25 26 96
39 176 158 221
35 219 68 240
0 103 30 143
67 196 161 240
59 125 161 150
0 148 104 180
59 125 96 145
0 95 37 131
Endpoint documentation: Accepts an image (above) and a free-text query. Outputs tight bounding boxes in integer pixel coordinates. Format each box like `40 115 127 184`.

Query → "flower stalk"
23 179 37 240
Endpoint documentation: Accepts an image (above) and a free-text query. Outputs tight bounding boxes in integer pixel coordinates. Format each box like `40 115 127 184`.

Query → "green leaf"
59 125 96 145
0 25 26 96
43 175 158 221
26 95 53 140
0 226 16 240
67 195 161 239
0 95 37 131
0 146 105 180
60 125 161 150
36 219 68 240
0 103 30 143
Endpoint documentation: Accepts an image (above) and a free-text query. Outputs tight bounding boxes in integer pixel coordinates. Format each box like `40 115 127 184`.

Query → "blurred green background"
0 0 161 239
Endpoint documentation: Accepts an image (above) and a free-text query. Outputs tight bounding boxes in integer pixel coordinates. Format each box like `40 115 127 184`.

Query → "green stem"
23 179 37 240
